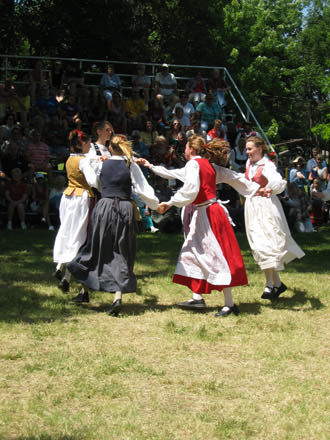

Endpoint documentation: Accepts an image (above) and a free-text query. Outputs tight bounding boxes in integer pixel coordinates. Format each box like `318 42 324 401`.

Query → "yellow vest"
63 155 94 198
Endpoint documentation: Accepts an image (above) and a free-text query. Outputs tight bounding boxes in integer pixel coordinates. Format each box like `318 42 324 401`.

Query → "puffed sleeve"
130 161 159 210
262 161 287 194
79 157 100 189
213 164 260 198
149 164 186 182
166 159 200 208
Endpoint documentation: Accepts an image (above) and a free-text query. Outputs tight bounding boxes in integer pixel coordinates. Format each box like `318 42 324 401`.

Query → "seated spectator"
131 191 159 233
236 121 260 143
100 64 122 115
196 93 221 131
0 139 31 181
9 83 31 128
170 119 183 142
150 135 170 167
225 115 238 148
1 112 17 139
30 172 54 230
172 92 195 121
28 60 46 103
206 69 230 109
310 178 326 228
289 156 308 191
140 120 159 149
44 114 69 162
108 91 127 134
306 147 327 175
186 71 207 107
229 136 248 172
207 118 226 142
49 174 66 217
126 88 147 132
26 129 52 179
151 176 182 233
282 182 313 233
170 107 190 132
86 87 106 125
147 97 167 130
60 94 82 129
308 153 328 190
131 130 150 177
174 132 187 169
32 82 60 132
5 167 29 230
154 64 178 105
186 117 207 141
132 64 151 105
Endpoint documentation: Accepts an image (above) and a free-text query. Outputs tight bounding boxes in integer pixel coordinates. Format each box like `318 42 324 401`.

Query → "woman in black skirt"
67 135 159 315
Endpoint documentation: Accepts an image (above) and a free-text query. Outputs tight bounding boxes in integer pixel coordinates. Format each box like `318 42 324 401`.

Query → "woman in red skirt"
154 136 260 317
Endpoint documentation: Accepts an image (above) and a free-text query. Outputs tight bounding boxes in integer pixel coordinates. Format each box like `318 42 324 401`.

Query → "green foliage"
0 0 329 144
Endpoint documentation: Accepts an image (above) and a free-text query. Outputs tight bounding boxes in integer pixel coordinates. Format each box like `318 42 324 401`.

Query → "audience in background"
0 61 328 234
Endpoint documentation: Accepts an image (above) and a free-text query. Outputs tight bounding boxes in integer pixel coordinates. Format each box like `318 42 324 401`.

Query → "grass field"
0 226 329 440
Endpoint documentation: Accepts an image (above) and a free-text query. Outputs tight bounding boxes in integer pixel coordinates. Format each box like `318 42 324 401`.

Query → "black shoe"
215 304 240 317
273 282 287 298
71 291 89 303
177 299 206 310
108 299 122 316
53 269 62 281
261 286 275 299
58 278 70 293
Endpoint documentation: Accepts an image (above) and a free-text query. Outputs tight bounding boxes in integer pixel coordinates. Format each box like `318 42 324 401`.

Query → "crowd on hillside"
0 60 329 233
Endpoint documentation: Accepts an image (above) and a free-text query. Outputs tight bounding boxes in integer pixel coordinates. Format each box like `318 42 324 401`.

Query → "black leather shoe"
273 282 287 298
177 299 206 310
71 291 89 303
53 269 62 281
215 304 240 317
261 286 275 299
58 278 70 293
108 299 122 316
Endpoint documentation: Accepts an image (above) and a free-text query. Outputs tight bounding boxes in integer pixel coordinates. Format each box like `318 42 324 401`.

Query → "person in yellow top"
52 130 100 293
126 88 147 132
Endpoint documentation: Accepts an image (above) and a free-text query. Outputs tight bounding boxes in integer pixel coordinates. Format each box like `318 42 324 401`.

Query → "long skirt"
67 198 138 293
53 192 94 264
245 195 305 270
173 201 248 294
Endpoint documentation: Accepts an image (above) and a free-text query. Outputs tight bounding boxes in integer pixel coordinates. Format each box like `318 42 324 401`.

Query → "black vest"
100 158 132 200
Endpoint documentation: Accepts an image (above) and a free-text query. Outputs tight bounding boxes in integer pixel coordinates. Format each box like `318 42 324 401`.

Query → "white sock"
56 263 63 271
192 293 203 301
273 270 281 288
264 268 273 288
223 287 234 307
114 291 122 301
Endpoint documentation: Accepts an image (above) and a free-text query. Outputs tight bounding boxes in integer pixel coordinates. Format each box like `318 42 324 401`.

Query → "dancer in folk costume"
244 136 305 300
152 136 261 317
53 130 100 292
67 136 159 316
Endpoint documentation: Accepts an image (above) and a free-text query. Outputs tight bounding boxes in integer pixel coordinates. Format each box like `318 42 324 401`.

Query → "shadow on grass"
0 282 91 323
263 287 325 311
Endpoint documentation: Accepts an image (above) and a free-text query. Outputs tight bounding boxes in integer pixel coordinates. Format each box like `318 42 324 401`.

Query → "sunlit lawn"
0 226 329 440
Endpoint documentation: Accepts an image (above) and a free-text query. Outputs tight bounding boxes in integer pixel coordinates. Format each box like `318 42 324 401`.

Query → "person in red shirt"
207 119 226 141
5 167 29 230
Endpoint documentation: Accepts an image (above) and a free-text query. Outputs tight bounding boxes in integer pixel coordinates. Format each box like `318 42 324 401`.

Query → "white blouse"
246 157 286 195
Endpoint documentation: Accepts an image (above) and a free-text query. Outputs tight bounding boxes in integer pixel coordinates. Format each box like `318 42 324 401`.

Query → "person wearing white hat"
154 64 178 105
